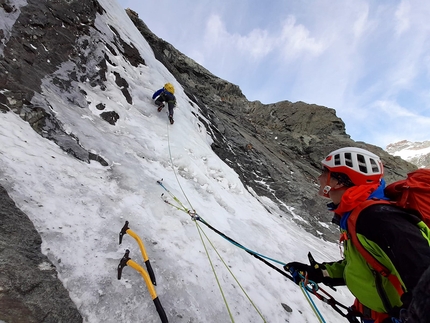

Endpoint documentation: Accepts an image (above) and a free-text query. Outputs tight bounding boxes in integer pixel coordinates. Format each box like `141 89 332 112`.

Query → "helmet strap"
322 171 345 196
323 172 332 197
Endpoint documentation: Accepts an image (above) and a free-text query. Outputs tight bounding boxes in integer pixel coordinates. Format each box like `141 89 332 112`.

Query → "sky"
0 0 355 322
116 0 430 149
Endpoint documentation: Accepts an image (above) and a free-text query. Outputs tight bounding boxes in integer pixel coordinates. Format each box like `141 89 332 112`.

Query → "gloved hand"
284 261 324 285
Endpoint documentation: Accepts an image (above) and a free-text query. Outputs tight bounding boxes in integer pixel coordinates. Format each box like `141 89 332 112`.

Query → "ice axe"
119 221 156 285
117 249 168 323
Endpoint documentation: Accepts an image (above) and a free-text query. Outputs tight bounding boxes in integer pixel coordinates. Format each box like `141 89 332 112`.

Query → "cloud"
381 105 430 130
375 100 417 118
205 14 225 47
394 0 411 35
361 100 430 147
278 16 327 60
205 14 274 60
204 13 328 63
237 29 274 59
352 2 373 41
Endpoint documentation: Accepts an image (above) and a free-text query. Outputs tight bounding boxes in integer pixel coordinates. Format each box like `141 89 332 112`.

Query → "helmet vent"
334 154 341 165
357 154 368 173
370 158 379 173
344 153 353 167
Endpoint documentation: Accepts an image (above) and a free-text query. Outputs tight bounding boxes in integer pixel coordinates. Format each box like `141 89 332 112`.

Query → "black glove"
284 261 324 285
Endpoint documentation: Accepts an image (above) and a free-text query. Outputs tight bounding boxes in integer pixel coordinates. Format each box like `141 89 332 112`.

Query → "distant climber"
152 83 176 124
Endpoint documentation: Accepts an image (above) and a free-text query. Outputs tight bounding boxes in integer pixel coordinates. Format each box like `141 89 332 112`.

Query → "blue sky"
117 0 430 149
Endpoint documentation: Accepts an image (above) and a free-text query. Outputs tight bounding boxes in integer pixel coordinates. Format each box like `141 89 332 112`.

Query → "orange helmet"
322 147 383 186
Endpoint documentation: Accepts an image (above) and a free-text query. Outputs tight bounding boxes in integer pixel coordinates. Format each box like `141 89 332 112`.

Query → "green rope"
165 120 266 322
166 118 195 210
166 121 234 321
162 192 266 322
196 221 267 322
161 187 266 321
300 282 325 323
196 221 235 323
161 196 188 212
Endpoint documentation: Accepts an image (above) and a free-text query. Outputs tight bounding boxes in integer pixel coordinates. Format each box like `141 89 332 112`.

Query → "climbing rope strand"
195 221 235 323
159 186 351 318
197 216 286 266
166 124 235 321
160 191 286 268
166 122 195 211
160 190 359 323
307 285 357 321
160 192 188 213
196 221 267 322
300 282 326 323
159 142 286 268
160 183 337 320
165 126 267 322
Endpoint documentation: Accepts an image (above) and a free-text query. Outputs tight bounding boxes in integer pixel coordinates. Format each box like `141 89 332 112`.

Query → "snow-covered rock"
386 140 430 168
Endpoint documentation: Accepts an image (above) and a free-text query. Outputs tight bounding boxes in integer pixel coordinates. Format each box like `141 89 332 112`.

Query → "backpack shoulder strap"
347 199 404 295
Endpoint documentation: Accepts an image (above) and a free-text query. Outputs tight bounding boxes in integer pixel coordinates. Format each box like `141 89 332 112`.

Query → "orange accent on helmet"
321 147 383 186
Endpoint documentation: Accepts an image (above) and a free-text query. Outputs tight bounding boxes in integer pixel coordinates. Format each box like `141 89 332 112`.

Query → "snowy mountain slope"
0 0 355 322
386 140 430 169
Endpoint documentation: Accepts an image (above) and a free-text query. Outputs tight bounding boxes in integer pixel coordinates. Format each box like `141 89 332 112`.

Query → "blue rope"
196 216 286 266
300 281 326 323
157 181 286 266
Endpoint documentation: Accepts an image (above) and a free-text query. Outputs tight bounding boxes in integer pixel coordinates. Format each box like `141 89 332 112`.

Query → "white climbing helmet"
321 147 383 186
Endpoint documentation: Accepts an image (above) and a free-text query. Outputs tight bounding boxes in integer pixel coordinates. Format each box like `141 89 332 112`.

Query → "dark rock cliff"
0 186 82 323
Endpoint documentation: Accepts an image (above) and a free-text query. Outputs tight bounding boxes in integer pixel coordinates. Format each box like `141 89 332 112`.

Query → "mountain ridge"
386 140 430 168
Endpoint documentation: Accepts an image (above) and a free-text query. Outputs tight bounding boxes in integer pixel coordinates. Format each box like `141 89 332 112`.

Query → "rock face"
0 0 105 320
0 2 418 321
126 9 416 237
0 185 82 323
0 0 144 167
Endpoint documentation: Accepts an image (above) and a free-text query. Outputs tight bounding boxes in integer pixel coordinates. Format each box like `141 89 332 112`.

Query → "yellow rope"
196 221 267 322
165 117 265 322
300 283 325 323
196 221 235 323
166 120 233 321
166 117 194 210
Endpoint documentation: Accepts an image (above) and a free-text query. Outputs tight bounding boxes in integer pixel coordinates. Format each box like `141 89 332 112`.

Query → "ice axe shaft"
119 221 156 285
117 250 168 323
